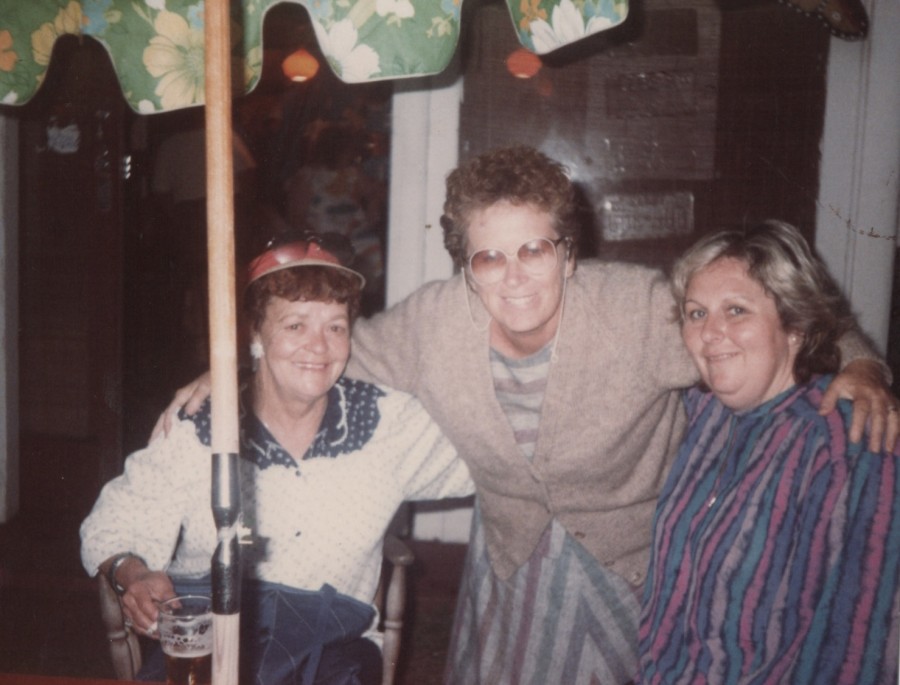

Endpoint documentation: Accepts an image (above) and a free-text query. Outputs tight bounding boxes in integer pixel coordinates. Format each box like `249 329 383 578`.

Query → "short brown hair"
243 265 362 332
440 146 579 269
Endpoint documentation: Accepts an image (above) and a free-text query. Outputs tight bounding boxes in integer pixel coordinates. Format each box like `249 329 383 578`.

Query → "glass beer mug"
157 595 213 685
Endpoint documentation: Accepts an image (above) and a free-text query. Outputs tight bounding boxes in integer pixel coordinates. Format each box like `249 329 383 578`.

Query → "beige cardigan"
346 260 874 584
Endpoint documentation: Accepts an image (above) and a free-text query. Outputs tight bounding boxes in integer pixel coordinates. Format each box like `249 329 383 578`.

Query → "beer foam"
162 645 212 659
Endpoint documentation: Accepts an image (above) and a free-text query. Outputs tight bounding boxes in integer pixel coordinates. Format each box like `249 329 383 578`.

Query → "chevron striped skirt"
444 508 641 685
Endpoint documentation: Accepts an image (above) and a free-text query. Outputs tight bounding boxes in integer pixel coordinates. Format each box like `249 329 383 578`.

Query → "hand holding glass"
157 594 212 685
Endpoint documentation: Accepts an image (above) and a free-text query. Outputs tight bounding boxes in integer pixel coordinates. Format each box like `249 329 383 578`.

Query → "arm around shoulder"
348 279 457 391
386 390 474 501
822 340 899 451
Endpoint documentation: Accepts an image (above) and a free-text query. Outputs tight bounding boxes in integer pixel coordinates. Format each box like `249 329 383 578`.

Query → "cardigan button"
573 531 586 539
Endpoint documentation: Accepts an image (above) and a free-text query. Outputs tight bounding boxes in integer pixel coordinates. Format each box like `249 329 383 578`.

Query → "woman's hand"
150 372 212 441
820 359 900 452
104 555 175 637
120 570 174 637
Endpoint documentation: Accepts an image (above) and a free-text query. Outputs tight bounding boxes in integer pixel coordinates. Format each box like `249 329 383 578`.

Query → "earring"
250 340 264 359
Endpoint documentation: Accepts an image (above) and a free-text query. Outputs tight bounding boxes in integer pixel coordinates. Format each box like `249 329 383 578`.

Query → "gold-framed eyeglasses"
466 236 569 286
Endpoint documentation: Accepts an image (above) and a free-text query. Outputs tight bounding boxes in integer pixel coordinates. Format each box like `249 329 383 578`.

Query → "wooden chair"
97 564 141 680
374 534 415 684
98 534 415 684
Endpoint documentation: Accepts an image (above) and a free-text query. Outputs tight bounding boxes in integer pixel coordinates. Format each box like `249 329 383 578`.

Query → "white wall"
815 0 900 353
0 112 19 523
385 76 474 543
385 79 459 305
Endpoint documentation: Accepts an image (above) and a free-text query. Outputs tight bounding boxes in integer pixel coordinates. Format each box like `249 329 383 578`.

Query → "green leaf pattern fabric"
0 0 627 113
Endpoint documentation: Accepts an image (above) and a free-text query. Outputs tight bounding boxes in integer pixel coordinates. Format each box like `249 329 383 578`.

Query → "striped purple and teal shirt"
638 375 900 685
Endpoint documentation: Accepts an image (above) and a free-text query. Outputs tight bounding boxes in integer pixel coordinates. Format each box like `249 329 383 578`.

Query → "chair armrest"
380 534 414 685
97 572 142 679
382 533 414 567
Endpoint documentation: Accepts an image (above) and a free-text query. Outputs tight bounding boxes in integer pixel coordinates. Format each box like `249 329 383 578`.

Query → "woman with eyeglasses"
81 235 473 685
159 146 898 685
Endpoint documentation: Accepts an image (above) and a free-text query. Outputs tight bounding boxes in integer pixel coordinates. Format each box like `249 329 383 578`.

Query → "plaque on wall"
601 191 694 241
579 0 720 183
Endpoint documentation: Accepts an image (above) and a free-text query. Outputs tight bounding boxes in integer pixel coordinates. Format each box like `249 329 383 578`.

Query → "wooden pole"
203 0 241 684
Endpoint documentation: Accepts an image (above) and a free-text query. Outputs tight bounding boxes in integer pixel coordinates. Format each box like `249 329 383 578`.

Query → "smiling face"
682 257 801 411
254 297 351 409
465 201 573 358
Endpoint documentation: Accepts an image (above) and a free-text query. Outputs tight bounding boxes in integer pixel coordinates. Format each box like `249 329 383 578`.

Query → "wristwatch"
106 552 146 596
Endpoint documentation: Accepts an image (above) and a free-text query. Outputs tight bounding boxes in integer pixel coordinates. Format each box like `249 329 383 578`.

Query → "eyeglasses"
466 236 569 286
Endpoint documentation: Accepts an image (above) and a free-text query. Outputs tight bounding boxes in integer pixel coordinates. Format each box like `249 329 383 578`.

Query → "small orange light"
282 48 320 82
505 48 542 79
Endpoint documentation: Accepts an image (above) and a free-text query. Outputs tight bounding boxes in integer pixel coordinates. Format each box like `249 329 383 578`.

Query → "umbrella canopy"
0 0 628 112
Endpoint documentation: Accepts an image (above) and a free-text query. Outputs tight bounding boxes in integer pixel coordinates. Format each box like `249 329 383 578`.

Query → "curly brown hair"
440 146 580 270
243 266 362 332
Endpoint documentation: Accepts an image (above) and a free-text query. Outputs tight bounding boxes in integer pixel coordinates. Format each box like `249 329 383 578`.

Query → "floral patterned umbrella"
0 0 628 112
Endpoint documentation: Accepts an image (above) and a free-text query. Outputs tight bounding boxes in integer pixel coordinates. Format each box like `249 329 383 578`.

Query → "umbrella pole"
204 0 241 684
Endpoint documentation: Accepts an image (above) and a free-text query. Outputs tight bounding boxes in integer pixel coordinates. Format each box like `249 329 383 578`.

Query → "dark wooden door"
18 36 126 516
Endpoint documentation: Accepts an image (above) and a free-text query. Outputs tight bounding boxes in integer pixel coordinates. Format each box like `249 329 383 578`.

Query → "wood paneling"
18 36 125 489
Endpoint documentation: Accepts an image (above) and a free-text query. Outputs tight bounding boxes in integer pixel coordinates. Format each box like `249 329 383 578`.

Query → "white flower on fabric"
375 0 415 19
312 18 380 83
529 0 613 54
146 0 166 10
137 99 157 113
143 10 205 109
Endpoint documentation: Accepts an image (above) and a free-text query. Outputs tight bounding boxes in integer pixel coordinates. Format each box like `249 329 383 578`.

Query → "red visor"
247 241 365 288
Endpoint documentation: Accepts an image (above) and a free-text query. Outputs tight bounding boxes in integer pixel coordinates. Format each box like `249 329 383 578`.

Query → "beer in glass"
157 594 212 685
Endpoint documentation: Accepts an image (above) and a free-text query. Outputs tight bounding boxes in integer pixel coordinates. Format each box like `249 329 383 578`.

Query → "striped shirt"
639 376 900 685
445 346 641 685
489 346 549 460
